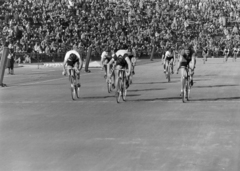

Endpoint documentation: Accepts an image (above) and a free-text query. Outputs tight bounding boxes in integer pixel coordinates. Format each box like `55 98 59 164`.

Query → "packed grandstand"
0 0 240 63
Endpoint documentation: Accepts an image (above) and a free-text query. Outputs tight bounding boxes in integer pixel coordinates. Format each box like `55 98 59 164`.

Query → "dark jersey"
180 50 194 67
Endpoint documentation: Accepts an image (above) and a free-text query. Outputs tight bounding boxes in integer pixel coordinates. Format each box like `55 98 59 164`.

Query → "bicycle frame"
68 68 80 100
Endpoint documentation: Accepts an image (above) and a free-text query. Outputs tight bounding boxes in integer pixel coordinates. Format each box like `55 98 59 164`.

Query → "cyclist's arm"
173 51 176 64
191 53 196 70
73 51 83 70
125 57 132 76
162 53 165 63
63 53 69 71
177 55 183 71
100 52 106 67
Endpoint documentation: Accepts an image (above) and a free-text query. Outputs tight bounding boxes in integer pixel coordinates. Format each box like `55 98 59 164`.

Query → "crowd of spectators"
1 0 240 63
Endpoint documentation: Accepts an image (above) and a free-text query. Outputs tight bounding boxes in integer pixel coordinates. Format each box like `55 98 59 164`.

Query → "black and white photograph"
0 0 240 170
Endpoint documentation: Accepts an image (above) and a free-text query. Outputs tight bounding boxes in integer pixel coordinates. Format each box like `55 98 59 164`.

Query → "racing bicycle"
180 66 192 103
115 69 128 103
165 61 173 82
68 68 80 100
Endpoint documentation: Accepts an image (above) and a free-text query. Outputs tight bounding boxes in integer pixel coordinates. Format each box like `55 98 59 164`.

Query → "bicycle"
115 69 128 103
165 60 173 82
180 66 192 103
68 68 80 100
106 65 115 93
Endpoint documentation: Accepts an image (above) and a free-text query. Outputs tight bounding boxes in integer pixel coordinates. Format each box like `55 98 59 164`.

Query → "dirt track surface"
1 58 240 171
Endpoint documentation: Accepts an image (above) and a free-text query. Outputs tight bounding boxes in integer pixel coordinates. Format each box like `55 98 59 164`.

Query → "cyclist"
107 46 132 90
223 45 230 62
202 46 208 63
101 47 112 78
163 47 175 74
176 45 196 96
233 45 238 61
62 49 83 88
128 46 137 75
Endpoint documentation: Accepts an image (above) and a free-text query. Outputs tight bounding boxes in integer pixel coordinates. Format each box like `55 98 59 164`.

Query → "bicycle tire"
167 65 171 82
182 90 185 103
186 83 189 101
76 84 80 98
122 73 127 101
107 81 112 93
70 76 76 100
116 77 122 103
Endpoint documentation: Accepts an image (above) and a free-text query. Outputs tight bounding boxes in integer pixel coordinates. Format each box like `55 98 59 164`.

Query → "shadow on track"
128 96 181 102
194 84 239 89
81 94 141 100
128 88 166 92
134 80 179 85
191 97 240 102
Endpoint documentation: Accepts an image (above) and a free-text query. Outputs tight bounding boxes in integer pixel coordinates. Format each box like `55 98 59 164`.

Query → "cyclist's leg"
114 65 122 90
180 67 188 94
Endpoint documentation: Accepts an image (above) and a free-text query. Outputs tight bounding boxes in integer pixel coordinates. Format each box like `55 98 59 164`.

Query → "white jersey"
233 47 239 53
64 50 81 62
115 49 129 57
101 51 110 60
165 51 174 58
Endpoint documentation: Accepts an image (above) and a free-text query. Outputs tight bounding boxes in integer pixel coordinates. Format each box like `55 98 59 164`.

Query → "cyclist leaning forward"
176 45 196 96
107 47 133 91
101 47 112 78
163 47 175 74
62 49 83 87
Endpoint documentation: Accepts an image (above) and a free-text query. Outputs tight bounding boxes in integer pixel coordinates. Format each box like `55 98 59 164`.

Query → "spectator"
6 49 14 75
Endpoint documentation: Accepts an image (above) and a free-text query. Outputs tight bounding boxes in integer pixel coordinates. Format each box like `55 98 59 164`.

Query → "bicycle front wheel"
122 76 127 101
107 81 112 93
70 77 77 100
75 84 80 98
167 66 171 82
116 78 122 103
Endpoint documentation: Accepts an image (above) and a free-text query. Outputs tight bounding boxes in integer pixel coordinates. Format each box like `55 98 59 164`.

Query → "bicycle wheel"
182 90 186 103
122 74 127 101
70 76 76 100
167 65 171 82
116 77 122 103
182 79 187 103
107 80 112 93
75 83 80 98
186 82 189 101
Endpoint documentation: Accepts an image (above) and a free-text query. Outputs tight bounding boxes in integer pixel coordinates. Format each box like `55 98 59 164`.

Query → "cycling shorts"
67 60 79 68
166 57 174 62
